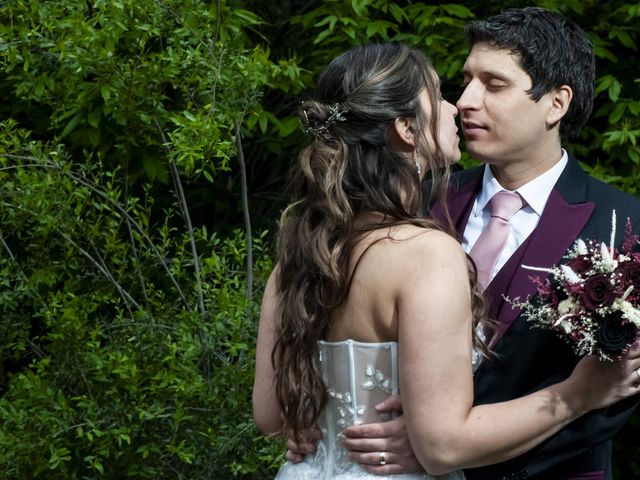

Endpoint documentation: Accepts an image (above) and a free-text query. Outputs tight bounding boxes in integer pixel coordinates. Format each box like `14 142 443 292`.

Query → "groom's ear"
546 85 573 128
392 117 416 149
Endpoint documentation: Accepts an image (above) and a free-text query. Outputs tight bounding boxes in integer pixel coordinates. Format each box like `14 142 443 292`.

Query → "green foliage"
0 0 305 229
0 121 282 478
0 0 291 475
1 0 639 478
290 0 472 81
566 0 640 197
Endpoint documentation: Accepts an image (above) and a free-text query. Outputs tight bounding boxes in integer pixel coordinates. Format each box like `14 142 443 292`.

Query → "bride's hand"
568 344 640 412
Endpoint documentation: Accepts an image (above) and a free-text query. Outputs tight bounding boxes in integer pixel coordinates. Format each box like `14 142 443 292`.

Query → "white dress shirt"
462 150 569 281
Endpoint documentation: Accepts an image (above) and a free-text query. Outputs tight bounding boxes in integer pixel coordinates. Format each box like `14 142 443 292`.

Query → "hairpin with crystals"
301 102 348 137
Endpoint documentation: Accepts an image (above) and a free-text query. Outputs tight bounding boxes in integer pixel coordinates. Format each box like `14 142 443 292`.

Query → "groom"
338 7 640 480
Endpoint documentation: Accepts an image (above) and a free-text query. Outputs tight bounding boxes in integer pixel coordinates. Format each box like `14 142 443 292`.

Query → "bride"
252 43 640 479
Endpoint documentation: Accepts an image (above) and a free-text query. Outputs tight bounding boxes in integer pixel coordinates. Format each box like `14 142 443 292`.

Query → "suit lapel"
486 155 596 343
486 189 595 342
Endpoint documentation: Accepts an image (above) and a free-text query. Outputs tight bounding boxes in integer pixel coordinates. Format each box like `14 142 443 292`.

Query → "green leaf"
351 0 369 17
59 114 82 138
441 4 475 18
278 116 299 137
608 79 622 102
595 74 613 96
389 3 406 23
258 111 269 134
232 9 262 26
609 102 626 123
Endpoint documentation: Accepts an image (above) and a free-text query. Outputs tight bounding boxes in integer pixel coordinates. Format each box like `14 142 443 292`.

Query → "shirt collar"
473 149 569 217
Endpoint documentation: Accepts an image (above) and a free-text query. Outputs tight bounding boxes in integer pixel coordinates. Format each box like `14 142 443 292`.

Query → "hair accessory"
301 102 348 137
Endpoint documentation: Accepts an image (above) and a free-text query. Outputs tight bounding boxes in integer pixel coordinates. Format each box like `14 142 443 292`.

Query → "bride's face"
417 81 461 169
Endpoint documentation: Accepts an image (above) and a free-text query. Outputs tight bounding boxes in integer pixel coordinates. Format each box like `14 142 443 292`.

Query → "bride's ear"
392 117 416 149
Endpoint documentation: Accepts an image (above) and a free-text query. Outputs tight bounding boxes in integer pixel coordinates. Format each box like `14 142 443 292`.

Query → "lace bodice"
274 339 465 480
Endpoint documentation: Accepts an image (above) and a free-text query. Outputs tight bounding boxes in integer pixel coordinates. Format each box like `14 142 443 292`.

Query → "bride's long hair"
272 43 489 441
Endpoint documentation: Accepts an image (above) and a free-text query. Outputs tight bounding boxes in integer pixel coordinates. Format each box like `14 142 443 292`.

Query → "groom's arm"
342 386 639 477
465 391 639 479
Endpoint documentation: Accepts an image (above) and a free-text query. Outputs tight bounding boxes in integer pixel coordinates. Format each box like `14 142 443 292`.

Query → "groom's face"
456 42 556 168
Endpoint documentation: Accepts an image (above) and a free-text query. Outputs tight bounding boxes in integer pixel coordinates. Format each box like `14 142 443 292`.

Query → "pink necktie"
470 190 524 290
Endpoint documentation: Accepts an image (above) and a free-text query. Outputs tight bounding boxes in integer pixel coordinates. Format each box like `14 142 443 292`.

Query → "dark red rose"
567 255 592 275
616 260 640 289
596 313 638 355
580 273 616 310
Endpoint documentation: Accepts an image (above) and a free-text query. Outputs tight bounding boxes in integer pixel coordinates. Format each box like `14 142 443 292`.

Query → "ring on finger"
635 367 640 384
378 451 386 466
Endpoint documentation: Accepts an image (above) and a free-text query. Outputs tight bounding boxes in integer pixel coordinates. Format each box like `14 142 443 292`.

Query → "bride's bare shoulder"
386 224 464 258
358 224 466 279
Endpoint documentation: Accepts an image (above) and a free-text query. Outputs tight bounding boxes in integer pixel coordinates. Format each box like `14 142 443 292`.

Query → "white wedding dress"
274 339 466 480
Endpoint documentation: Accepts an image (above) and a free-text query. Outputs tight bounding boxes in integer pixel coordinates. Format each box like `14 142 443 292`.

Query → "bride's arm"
396 231 640 476
252 268 284 435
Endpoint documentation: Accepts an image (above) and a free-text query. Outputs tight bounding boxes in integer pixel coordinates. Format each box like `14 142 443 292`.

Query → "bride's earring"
414 151 421 175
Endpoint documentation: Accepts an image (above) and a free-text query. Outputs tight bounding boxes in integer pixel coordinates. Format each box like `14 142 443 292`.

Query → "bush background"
0 0 638 478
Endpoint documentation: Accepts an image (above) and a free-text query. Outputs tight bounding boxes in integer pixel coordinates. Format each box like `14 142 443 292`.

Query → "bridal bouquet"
512 211 640 360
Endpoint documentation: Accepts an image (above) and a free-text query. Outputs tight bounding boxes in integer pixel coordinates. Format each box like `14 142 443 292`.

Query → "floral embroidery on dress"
326 363 394 430
361 364 392 393
327 388 366 427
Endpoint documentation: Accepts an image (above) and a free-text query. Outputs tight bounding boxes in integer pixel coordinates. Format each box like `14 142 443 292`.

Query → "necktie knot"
489 190 523 221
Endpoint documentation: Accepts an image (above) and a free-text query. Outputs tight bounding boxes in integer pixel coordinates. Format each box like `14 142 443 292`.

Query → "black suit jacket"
427 154 640 480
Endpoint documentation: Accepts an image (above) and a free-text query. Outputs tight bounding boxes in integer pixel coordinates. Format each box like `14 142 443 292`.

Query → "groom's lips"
461 120 487 138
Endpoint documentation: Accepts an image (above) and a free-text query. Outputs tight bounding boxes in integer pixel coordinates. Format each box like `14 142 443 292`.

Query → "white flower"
622 285 634 301
558 297 577 315
554 316 574 334
576 239 588 256
612 298 640 327
560 265 581 284
599 242 618 272
610 209 617 256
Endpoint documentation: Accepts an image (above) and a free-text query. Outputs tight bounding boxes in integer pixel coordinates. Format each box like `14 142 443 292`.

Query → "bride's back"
326 224 441 345
273 223 467 480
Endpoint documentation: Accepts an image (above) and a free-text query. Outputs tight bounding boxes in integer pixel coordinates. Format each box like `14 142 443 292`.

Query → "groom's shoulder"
580 166 640 203
579 166 640 220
